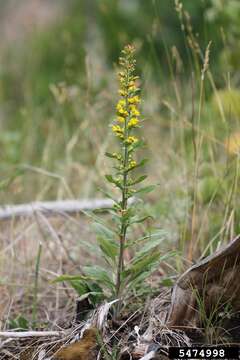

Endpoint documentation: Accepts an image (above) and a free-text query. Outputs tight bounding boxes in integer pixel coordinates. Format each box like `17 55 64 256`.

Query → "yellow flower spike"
128 118 139 128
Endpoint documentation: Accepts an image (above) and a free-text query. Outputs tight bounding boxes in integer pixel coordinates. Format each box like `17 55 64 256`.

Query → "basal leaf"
70 279 89 295
83 265 115 291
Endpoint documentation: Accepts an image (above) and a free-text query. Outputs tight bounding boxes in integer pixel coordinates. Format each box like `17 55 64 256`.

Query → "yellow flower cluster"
112 45 141 144
126 136 138 144
112 125 124 139
128 117 139 128
129 160 137 169
116 99 128 118
129 105 140 117
128 96 140 105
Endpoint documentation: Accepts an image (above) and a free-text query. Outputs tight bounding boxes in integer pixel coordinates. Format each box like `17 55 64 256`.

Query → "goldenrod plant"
107 45 149 300
55 45 172 317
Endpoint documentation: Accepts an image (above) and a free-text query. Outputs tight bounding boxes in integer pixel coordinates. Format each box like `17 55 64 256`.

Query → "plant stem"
32 242 42 327
115 70 130 315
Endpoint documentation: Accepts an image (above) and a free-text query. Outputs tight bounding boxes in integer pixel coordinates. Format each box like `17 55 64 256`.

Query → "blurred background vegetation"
1 0 240 256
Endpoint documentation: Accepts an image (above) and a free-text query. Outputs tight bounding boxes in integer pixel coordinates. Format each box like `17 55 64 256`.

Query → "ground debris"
168 235 240 342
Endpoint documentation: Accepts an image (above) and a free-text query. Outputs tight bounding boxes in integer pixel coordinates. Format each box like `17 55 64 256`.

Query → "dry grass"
0 213 99 330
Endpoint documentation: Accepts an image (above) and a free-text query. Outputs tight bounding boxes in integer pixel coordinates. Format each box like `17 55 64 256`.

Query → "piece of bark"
167 235 240 327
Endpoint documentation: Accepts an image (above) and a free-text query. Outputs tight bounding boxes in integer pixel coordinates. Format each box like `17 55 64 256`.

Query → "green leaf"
17 315 29 330
53 274 88 283
98 237 118 262
70 280 105 304
133 235 166 260
129 215 153 225
126 229 169 248
98 188 118 203
81 210 117 234
135 158 149 168
105 152 117 159
128 139 145 153
126 269 157 290
128 175 147 186
135 185 156 195
92 222 116 239
105 175 123 189
123 251 160 283
158 251 178 262
126 159 148 173
161 278 174 287
83 265 114 291
70 279 89 295
8 315 29 330
87 281 104 294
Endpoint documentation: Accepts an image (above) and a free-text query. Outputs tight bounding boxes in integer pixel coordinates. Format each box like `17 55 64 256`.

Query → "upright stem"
115 70 130 311
32 242 42 327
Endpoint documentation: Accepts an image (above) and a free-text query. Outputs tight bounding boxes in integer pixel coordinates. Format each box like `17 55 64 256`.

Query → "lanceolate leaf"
83 265 115 291
123 252 160 283
105 152 118 159
70 279 90 295
82 210 117 235
129 215 153 225
133 236 166 260
135 185 156 195
92 222 116 240
126 159 148 173
126 269 157 290
125 229 169 248
105 175 123 189
98 237 118 262
128 175 147 186
128 139 145 153
53 274 88 283
98 188 118 203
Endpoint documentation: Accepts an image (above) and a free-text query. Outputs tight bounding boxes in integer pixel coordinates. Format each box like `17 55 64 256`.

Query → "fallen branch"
0 198 126 220
0 331 62 338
